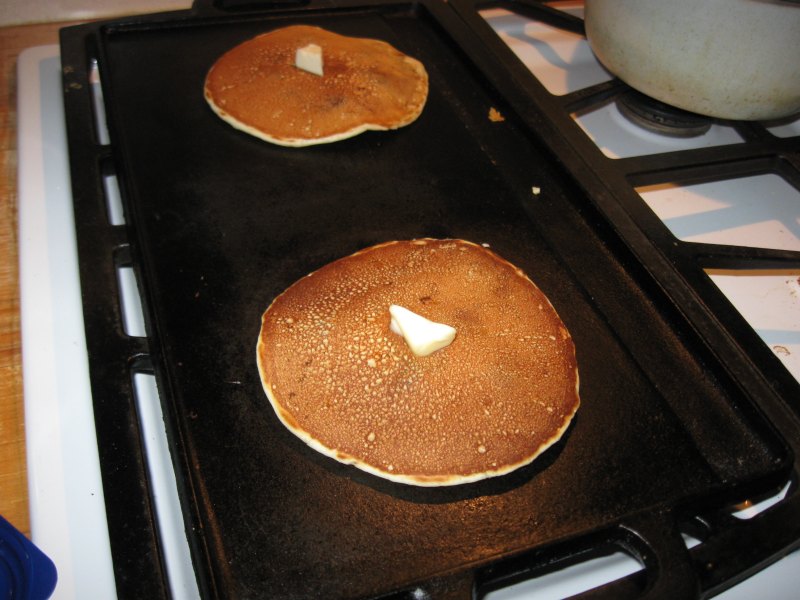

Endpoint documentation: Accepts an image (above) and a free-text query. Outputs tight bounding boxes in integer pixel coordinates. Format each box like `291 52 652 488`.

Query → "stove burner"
617 90 713 137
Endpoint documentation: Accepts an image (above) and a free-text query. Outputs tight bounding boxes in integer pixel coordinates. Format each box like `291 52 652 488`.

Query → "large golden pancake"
204 25 429 147
256 239 580 486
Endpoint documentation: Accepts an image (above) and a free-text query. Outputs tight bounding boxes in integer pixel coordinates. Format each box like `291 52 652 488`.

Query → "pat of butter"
389 305 456 357
295 43 323 76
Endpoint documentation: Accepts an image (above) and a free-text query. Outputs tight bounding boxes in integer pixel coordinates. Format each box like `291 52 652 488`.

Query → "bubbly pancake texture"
256 239 580 486
204 25 428 147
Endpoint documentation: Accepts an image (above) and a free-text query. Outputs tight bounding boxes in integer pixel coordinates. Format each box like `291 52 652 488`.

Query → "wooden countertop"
0 20 81 539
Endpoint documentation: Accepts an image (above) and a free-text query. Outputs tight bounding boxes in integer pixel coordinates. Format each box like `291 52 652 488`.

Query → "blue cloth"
0 515 57 600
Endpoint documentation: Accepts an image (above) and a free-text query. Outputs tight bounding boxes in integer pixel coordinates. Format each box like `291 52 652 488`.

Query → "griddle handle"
414 511 698 600
562 510 700 600
621 510 701 598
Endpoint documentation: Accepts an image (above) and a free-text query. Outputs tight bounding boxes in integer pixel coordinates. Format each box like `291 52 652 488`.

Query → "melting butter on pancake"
256 239 580 486
204 25 429 147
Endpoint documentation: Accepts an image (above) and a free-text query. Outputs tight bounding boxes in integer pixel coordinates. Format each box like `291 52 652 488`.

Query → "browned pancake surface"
256 239 580 485
204 25 428 146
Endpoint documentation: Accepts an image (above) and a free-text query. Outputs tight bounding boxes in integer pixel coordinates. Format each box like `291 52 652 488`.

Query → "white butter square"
295 43 323 76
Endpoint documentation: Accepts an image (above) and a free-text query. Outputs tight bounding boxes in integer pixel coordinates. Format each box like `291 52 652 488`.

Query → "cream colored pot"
584 0 800 121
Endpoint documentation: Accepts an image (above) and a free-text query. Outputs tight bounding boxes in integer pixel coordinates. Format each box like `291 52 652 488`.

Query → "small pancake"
204 25 429 147
256 239 580 486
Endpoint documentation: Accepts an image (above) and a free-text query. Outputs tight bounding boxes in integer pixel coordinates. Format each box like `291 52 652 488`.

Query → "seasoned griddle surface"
62 4 789 598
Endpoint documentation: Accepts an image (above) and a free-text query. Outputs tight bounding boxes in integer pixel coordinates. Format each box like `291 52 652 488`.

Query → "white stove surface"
17 6 800 597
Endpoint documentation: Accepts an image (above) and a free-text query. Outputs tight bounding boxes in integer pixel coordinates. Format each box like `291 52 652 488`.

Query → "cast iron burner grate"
616 89 714 137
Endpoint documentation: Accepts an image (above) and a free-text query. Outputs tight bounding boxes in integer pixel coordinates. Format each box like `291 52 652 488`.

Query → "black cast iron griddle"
59 1 794 598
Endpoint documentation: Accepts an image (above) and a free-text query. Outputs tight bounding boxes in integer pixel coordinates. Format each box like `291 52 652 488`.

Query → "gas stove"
18 2 800 598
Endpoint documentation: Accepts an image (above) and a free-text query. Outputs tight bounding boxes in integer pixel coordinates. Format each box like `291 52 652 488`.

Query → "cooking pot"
584 0 800 121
